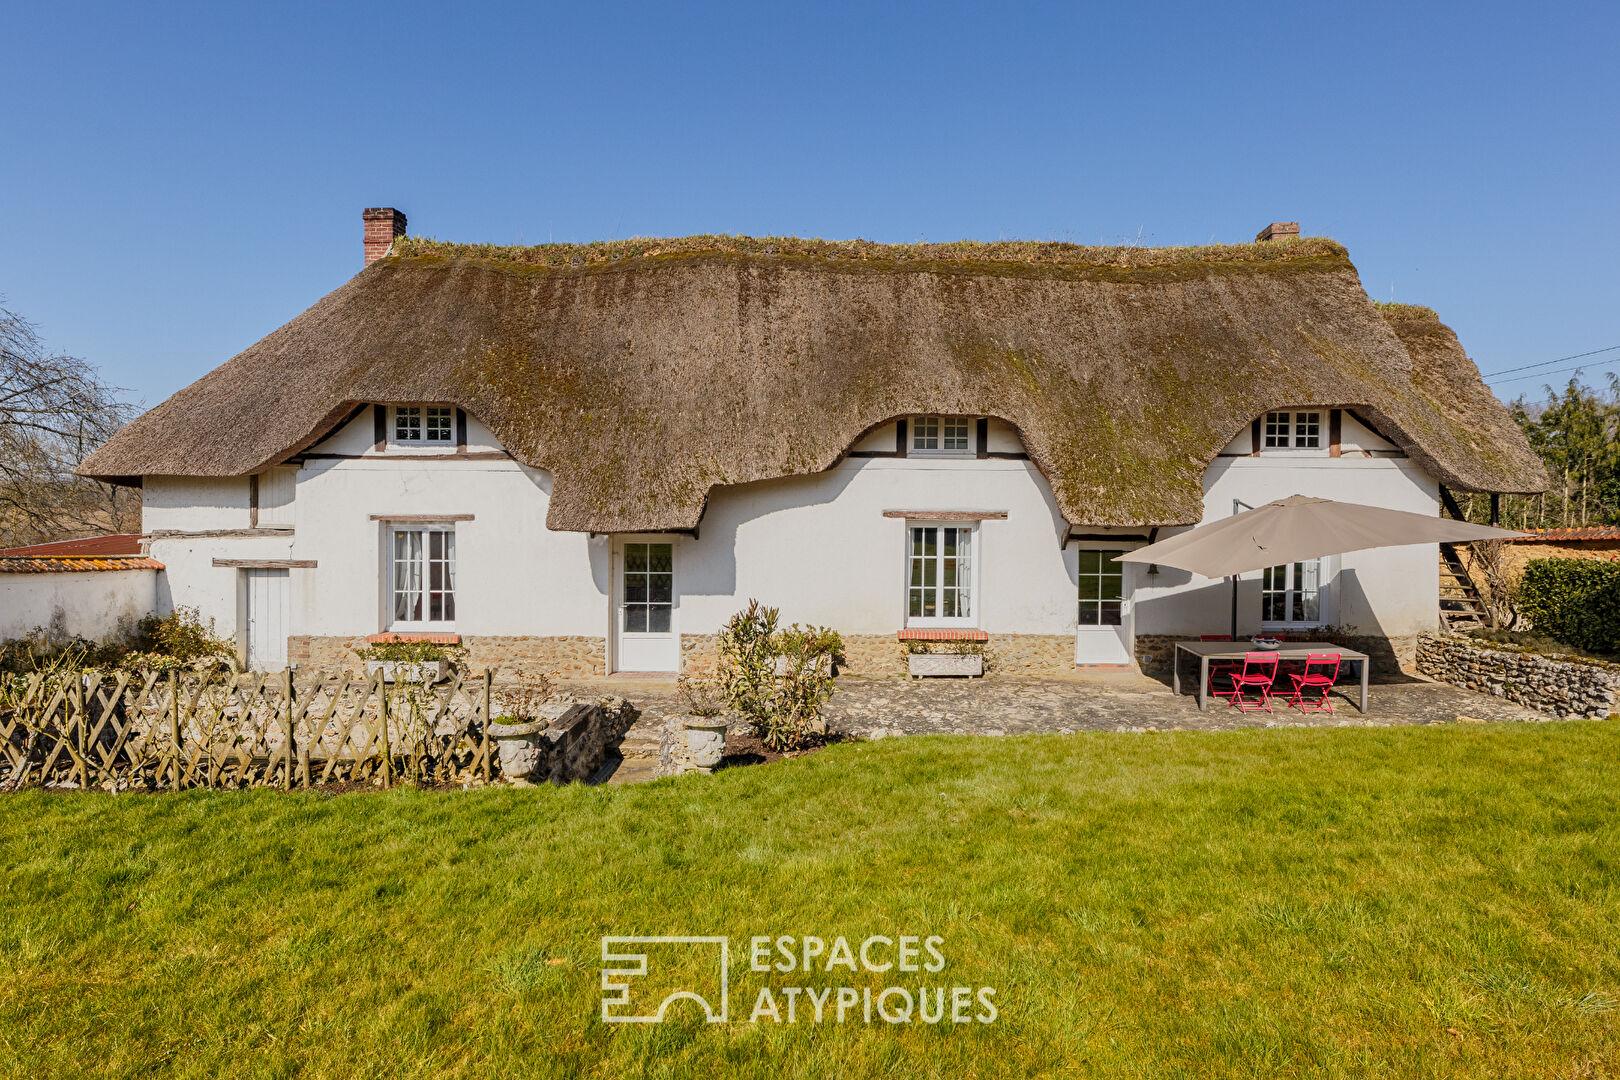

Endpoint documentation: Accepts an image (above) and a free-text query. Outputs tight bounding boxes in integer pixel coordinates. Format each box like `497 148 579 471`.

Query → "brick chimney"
363 207 407 266
1255 221 1300 243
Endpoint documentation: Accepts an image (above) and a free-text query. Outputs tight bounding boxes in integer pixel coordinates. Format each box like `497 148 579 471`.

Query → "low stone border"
1416 633 1620 719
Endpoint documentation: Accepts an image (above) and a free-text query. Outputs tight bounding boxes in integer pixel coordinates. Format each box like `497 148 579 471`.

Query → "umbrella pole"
1230 575 1238 639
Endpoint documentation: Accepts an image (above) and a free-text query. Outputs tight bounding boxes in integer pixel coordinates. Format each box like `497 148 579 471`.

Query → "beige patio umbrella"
1115 495 1524 635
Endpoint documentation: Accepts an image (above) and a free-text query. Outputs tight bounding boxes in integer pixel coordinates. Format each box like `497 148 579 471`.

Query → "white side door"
1075 549 1133 665
615 541 678 672
244 568 290 671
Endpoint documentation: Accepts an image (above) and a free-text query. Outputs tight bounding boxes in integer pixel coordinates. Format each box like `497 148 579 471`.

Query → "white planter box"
908 653 983 678
366 659 449 684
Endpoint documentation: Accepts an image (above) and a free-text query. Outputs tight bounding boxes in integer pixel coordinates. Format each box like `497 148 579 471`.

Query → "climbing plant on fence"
0 667 495 791
1519 558 1620 654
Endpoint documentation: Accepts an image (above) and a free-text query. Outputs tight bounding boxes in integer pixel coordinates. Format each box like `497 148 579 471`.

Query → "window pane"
442 592 455 621
1079 576 1100 600
1294 412 1321 448
625 606 647 633
1100 601 1123 626
649 575 672 605
914 417 939 450
1078 550 1099 575
625 544 647 573
944 417 969 451
1079 602 1098 626
1099 572 1122 601
648 544 672 573
1264 412 1288 448
910 589 924 617
648 606 671 633
394 407 421 441
625 576 648 604
911 528 924 556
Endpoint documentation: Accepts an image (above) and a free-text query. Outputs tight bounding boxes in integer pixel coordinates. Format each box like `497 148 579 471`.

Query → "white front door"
244 568 290 670
1075 549 1133 665
616 541 678 672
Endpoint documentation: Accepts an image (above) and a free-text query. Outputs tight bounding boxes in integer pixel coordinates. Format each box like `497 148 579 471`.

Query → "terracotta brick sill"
896 628 989 643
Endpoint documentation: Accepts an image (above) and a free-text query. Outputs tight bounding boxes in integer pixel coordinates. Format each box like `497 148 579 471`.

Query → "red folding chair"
1201 634 1241 701
1227 652 1280 713
1285 653 1340 714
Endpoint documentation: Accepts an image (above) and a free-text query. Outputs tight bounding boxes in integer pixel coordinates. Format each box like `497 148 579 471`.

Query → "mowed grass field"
2 721 1618 1079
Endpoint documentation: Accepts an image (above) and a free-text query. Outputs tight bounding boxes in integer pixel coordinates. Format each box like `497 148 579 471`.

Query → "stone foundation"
287 635 607 677
1417 633 1620 719
680 634 721 677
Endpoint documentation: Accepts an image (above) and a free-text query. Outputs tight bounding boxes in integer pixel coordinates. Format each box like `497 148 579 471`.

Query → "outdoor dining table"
1172 640 1371 713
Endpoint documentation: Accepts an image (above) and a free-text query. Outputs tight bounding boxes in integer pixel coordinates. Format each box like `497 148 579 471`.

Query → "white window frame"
1260 558 1323 628
910 415 975 457
903 521 979 628
1262 411 1324 451
391 405 455 447
386 523 457 630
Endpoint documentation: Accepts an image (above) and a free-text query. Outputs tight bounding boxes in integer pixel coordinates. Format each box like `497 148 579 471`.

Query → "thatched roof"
81 235 1547 531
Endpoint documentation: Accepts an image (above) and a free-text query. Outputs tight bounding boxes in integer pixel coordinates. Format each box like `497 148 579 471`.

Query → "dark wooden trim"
1250 418 1262 456
1329 409 1342 458
895 418 908 458
975 418 989 459
369 513 476 522
149 527 294 540
1490 493 1500 526
373 405 387 451
882 509 1008 521
248 474 259 528
212 558 317 569
984 451 1030 460
848 450 901 458
1437 486 1467 521
455 408 468 453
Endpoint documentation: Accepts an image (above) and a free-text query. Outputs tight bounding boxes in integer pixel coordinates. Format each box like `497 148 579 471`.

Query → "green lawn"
2 721 1618 1079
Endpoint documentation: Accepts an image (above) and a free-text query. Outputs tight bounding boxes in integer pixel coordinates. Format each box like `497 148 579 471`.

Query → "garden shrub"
1518 558 1620 654
717 600 839 751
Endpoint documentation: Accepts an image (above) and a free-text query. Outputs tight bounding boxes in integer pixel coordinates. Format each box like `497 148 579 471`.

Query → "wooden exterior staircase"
1436 487 1491 630
1438 542 1489 629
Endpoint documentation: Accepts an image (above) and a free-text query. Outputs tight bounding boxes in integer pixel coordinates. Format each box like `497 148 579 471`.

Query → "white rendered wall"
290 457 607 637
0 571 160 643
138 409 1444 657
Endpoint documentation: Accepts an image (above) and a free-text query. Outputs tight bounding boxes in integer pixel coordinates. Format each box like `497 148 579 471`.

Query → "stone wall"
488 697 640 784
287 635 607 677
1416 633 1620 719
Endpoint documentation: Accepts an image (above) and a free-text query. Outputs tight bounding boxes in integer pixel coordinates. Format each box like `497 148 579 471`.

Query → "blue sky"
2 1 1615 409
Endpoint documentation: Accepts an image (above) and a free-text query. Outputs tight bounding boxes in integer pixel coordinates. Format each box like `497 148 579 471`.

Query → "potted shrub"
486 672 554 782
356 639 459 684
674 675 728 774
905 639 986 678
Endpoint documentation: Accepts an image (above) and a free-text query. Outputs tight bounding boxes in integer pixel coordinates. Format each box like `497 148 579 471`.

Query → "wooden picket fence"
0 667 496 791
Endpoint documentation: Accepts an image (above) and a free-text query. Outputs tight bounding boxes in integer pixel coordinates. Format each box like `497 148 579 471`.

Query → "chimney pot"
1255 221 1300 243
363 207 407 266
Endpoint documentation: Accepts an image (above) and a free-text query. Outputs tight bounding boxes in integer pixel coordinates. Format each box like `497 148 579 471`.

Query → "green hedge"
1519 558 1620 654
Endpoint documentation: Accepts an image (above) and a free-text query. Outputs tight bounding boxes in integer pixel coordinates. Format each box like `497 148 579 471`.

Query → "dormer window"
1264 411 1321 449
393 405 454 446
912 415 973 456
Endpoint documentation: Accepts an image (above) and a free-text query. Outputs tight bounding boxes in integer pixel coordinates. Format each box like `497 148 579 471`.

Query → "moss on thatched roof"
81 235 1547 531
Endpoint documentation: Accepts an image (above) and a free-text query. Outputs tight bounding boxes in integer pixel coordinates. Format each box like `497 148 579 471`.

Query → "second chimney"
1255 221 1300 243
363 207 407 266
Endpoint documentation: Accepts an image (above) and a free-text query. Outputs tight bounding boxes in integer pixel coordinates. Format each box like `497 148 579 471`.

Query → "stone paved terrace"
556 671 1562 783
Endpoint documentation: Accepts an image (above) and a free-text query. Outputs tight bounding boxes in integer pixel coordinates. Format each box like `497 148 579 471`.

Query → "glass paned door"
1075 549 1132 664
618 542 677 672
1262 559 1321 624
908 526 973 623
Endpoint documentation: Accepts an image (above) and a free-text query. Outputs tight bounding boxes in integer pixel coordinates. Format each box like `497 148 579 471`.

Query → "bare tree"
0 302 139 546
1463 539 1523 630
